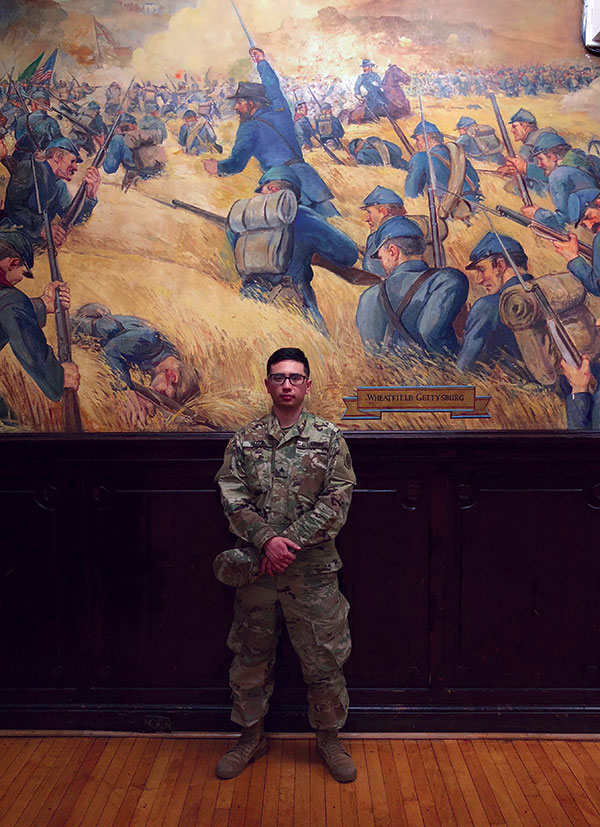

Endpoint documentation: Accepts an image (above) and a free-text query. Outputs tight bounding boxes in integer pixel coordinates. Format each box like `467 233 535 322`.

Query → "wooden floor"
2 734 600 826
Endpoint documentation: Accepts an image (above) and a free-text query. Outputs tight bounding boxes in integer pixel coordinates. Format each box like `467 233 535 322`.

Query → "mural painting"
1 0 599 432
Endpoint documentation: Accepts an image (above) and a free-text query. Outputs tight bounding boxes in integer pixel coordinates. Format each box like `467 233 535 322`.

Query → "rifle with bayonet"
144 195 382 285
59 77 134 231
483 202 593 261
130 381 221 430
22 105 83 430
487 91 533 207
417 89 445 268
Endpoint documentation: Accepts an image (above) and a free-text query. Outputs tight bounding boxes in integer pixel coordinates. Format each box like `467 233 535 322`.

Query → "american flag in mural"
31 49 57 84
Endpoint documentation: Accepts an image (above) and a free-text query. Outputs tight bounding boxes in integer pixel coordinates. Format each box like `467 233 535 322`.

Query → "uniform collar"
499 272 533 293
389 258 429 279
267 408 310 445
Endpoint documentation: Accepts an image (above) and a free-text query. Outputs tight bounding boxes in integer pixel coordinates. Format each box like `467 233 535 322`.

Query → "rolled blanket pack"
499 272 600 385
228 189 298 277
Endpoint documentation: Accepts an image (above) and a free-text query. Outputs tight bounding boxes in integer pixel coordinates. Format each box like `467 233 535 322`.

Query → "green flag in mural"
17 52 45 82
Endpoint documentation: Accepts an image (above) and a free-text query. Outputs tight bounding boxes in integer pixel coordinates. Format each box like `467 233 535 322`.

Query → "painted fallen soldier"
71 303 200 427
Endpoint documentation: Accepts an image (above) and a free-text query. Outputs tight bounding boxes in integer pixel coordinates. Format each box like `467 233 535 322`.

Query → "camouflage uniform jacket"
216 409 356 571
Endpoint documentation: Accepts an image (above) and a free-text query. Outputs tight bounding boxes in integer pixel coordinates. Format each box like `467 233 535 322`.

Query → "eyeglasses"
268 373 307 386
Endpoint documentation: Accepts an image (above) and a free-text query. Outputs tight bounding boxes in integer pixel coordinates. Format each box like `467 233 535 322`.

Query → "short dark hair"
267 347 310 377
0 241 22 263
384 236 426 256
547 143 572 159
490 252 529 270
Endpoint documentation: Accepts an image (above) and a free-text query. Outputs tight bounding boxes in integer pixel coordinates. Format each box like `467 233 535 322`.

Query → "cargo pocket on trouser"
284 575 351 730
227 585 281 727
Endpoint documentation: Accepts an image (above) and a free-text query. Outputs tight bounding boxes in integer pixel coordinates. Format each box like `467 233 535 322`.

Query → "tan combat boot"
316 729 357 783
215 721 267 779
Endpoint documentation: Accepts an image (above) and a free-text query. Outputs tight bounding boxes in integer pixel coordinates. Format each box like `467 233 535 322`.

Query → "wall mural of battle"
1 0 600 432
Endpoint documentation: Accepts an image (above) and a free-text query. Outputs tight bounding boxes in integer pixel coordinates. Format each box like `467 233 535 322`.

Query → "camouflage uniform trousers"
227 567 351 730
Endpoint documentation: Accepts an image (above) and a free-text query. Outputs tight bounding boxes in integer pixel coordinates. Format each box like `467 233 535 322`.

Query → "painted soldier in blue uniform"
202 47 338 217
552 189 600 428
178 109 220 155
139 105 168 143
355 216 468 357
455 116 505 166
3 137 100 248
457 233 533 374
347 136 408 170
72 303 200 427
0 227 79 407
294 102 317 149
354 59 388 117
12 89 62 163
359 186 407 277
498 108 557 196
227 166 357 336
315 103 344 150
68 100 106 158
520 133 600 231
553 189 600 297
404 120 481 203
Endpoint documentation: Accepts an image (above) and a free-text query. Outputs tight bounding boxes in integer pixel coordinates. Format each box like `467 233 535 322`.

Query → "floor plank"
2 734 600 826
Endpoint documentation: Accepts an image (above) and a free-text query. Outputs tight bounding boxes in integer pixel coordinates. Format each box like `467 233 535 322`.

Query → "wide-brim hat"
227 81 270 107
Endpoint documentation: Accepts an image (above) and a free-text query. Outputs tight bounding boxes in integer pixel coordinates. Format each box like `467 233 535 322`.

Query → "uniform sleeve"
534 169 572 231
417 270 468 356
404 153 427 198
217 121 256 175
54 179 97 226
310 216 358 267
0 294 64 401
215 433 277 549
565 392 593 429
457 298 496 372
282 432 356 548
4 162 39 234
567 235 600 296
103 133 126 174
256 60 289 113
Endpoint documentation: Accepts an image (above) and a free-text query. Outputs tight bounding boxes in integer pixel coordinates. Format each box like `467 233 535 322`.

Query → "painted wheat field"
1 92 597 433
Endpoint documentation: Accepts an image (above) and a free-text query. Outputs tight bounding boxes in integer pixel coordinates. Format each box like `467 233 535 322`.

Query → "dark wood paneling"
1 432 600 732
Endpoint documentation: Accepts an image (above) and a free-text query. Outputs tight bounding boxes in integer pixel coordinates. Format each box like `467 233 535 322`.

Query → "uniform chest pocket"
244 443 274 492
294 440 330 498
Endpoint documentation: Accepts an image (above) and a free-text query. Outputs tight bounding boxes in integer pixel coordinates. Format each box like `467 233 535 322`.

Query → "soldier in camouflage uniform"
214 347 357 783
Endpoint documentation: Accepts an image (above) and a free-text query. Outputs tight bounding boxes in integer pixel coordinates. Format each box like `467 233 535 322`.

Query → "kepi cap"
466 231 526 269
530 132 569 156
361 186 404 209
411 120 442 139
256 165 301 195
508 108 537 125
0 227 34 278
370 216 424 258
45 136 83 162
